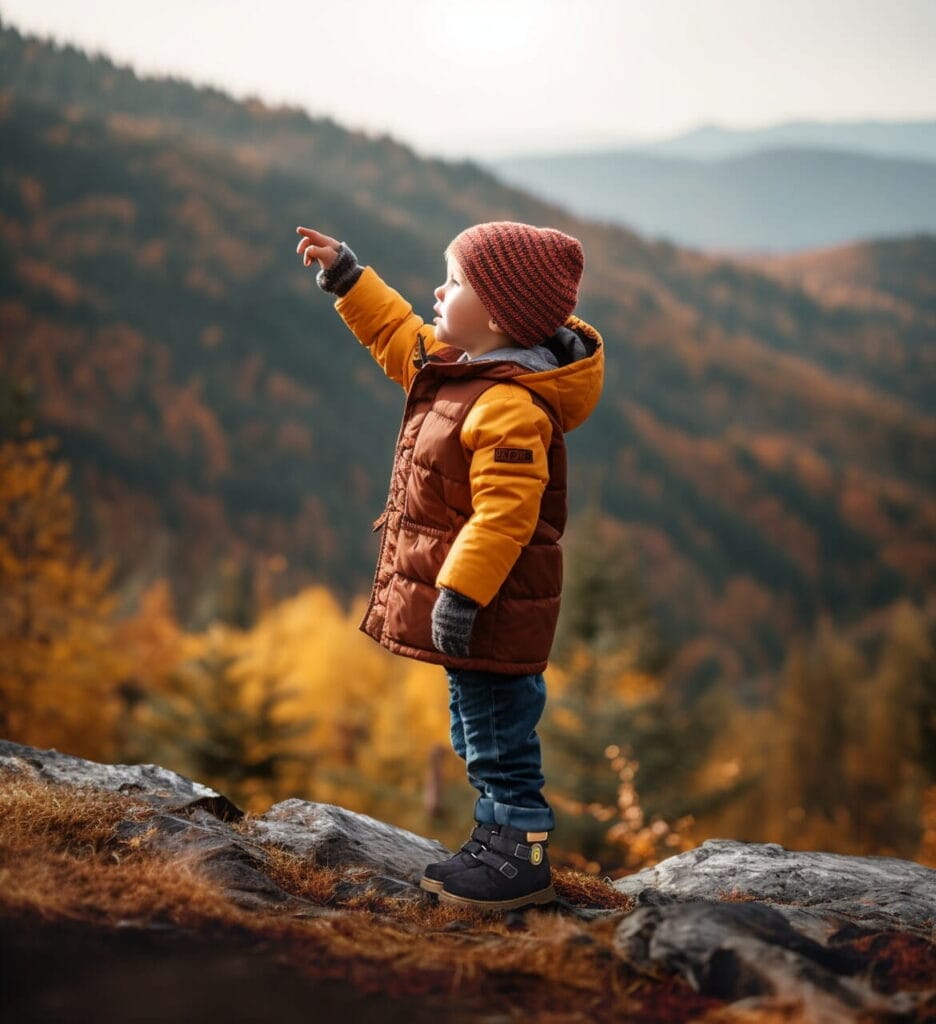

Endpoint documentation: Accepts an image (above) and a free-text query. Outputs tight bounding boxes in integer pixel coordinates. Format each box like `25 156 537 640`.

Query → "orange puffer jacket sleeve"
334 266 447 392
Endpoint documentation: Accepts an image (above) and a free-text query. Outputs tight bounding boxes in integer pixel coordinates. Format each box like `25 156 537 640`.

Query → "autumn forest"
1 20 934 875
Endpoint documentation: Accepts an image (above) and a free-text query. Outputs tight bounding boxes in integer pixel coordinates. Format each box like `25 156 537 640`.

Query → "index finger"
296 226 337 245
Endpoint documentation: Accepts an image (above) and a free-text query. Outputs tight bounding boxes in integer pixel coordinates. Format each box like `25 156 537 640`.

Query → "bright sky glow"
1 0 933 159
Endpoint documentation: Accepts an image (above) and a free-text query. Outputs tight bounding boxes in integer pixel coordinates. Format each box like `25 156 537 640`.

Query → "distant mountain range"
582 118 936 163
1 18 933 700
489 120 936 253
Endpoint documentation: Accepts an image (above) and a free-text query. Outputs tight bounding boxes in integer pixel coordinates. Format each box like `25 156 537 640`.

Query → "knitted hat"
446 221 584 348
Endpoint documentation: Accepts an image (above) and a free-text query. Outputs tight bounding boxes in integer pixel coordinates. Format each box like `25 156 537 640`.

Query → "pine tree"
852 600 935 856
128 623 316 810
0 427 124 758
765 613 864 849
541 504 727 869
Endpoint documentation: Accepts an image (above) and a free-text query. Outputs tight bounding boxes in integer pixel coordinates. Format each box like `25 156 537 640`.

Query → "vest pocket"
400 514 448 539
384 573 436 651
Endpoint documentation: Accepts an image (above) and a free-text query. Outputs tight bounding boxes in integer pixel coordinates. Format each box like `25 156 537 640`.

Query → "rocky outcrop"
2 739 934 1021
611 839 936 1020
612 838 936 941
0 738 242 821
0 738 451 915
614 897 929 1022
243 798 452 884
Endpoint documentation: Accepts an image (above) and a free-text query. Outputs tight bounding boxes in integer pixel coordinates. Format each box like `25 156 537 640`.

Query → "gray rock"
613 838 936 942
0 739 243 822
243 798 454 884
114 807 332 916
613 898 932 1022
5 738 934 1016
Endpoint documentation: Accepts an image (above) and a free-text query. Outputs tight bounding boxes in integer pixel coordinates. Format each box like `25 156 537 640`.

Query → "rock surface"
114 807 334 916
613 837 936 941
614 897 928 1023
612 838 936 1020
244 798 453 884
0 738 242 821
3 740 935 1021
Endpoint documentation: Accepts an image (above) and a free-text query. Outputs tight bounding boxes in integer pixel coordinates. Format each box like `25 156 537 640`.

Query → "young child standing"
296 220 604 911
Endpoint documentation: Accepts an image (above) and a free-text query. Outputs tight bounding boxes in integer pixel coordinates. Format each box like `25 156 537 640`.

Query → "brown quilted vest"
360 345 567 675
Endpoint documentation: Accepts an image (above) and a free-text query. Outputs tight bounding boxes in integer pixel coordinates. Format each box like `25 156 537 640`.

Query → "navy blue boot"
419 823 497 894
436 823 556 912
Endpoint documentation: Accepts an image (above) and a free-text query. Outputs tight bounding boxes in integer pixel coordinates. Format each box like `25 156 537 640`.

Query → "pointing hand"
296 226 341 270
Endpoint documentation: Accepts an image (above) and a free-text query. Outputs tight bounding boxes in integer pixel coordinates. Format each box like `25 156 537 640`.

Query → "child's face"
433 255 508 356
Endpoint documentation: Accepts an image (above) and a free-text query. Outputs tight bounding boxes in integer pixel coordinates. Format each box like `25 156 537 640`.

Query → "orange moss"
841 930 936 993
0 771 724 1021
7 772 930 1022
694 1002 823 1023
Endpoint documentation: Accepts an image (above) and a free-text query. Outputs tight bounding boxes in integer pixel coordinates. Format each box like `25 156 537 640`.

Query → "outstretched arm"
296 225 446 391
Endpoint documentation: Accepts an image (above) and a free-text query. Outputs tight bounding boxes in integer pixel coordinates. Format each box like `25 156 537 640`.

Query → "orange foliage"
625 402 821 579
265 370 316 406
159 377 230 479
0 433 124 760
551 742 697 876
48 195 136 227
91 323 147 398
15 258 83 305
110 579 189 695
199 324 223 349
275 419 313 455
18 175 44 211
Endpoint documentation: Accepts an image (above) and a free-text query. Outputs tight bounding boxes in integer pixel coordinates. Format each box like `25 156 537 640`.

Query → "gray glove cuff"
431 586 480 658
316 241 364 297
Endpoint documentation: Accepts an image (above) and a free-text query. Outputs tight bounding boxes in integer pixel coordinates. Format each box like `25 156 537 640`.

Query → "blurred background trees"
3 436 932 874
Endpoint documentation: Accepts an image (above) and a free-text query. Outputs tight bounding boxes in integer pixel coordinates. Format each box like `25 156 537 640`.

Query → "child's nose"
434 283 444 299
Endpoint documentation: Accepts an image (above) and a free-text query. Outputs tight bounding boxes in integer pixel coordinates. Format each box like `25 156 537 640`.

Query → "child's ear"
488 318 508 335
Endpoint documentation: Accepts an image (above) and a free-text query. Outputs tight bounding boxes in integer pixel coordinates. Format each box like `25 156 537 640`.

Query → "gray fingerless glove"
316 241 364 297
431 587 480 658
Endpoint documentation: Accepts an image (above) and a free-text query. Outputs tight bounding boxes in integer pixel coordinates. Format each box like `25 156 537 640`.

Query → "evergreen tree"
128 624 316 810
852 600 935 855
542 504 736 868
765 613 864 848
0 427 123 759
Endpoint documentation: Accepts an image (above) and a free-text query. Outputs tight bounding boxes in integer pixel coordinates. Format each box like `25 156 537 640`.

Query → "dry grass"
3 770 927 1023
0 770 721 1020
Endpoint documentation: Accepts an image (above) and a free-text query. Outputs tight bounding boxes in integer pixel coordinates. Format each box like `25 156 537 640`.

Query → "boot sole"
435 884 557 911
419 876 445 893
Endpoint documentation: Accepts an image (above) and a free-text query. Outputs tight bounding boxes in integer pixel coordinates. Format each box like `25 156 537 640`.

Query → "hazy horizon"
2 0 934 161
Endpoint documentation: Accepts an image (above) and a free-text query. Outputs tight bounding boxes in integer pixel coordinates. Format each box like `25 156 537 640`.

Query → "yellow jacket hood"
455 317 604 433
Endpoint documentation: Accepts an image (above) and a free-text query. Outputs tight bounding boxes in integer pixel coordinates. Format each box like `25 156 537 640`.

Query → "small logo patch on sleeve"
494 447 534 463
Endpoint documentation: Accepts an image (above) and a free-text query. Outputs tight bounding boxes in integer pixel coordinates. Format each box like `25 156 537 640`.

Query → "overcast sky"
2 0 934 160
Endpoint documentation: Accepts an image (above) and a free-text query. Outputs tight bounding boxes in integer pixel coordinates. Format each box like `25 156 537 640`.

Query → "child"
296 220 604 911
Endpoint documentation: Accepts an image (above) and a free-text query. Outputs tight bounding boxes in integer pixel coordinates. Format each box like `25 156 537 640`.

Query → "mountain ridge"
1 20 933 700
489 145 936 252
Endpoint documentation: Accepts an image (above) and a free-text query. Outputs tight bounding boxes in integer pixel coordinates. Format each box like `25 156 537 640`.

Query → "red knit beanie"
446 221 584 348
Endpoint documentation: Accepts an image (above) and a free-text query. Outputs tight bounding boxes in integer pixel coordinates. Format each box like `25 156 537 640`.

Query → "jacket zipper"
361 361 428 627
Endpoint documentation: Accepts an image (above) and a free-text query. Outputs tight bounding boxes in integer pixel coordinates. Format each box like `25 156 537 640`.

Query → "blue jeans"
445 667 556 833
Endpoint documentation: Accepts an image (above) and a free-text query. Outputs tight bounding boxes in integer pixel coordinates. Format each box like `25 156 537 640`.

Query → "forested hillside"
1 19 933 703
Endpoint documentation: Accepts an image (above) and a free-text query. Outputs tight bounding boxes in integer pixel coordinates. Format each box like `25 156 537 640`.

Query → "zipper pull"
413 332 428 370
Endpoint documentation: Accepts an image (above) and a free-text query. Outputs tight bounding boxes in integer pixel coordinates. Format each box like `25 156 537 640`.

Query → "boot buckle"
473 847 520 879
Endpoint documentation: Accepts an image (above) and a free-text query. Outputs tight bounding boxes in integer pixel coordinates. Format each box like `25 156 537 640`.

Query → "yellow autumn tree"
0 433 124 759
234 585 459 832
122 619 315 811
